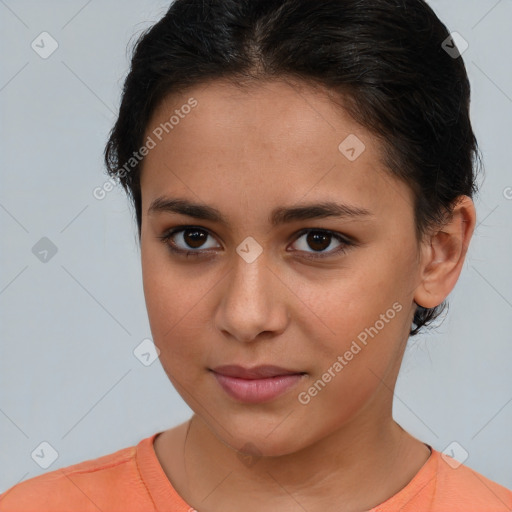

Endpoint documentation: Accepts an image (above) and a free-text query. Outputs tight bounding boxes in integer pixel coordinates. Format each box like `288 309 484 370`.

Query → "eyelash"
157 226 354 260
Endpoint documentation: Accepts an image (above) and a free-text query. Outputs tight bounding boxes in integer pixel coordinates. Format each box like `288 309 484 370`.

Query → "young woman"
2 0 511 510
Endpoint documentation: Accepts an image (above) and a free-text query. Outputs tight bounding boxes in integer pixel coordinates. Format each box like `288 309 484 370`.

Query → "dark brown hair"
104 0 480 335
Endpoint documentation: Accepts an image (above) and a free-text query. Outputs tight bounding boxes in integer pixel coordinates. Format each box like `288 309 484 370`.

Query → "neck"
171 410 430 512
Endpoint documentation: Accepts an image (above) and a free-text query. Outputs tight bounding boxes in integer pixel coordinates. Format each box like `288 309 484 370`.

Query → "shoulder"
0 440 149 512
432 450 512 510
376 448 512 512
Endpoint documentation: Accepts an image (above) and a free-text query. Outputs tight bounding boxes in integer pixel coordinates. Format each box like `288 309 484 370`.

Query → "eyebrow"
147 197 373 227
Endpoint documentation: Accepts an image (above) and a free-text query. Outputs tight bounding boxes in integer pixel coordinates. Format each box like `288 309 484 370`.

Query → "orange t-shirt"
1 432 511 511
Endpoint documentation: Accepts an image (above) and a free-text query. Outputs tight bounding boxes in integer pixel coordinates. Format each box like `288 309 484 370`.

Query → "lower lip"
212 372 305 404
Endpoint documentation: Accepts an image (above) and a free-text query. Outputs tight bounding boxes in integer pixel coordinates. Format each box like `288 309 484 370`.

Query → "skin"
139 78 476 512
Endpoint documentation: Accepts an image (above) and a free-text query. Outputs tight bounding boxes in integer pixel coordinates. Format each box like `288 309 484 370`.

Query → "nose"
214 250 290 343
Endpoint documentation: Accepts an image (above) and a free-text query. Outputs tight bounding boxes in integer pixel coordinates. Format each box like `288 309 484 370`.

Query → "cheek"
141 248 219 369
298 254 413 380
310 293 408 379
307 265 406 338
295 301 409 425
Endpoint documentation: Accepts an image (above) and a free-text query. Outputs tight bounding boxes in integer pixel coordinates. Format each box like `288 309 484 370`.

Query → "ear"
414 195 476 309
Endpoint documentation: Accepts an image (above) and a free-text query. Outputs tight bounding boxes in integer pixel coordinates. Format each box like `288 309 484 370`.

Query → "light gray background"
1 0 511 494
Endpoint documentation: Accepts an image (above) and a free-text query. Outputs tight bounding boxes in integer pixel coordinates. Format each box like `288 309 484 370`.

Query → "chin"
207 415 312 459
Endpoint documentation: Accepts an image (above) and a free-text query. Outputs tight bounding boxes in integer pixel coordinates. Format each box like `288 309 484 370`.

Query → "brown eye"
290 229 352 259
306 231 332 252
158 227 221 257
182 229 208 248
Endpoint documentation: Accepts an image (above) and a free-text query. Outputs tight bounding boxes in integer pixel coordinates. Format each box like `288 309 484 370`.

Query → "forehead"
140 78 414 224
145 77 373 160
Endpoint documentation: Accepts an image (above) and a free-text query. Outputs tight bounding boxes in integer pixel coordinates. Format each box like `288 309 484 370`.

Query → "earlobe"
414 196 476 309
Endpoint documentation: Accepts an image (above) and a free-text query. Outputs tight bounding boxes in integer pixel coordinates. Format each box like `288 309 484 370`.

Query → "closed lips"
210 365 306 379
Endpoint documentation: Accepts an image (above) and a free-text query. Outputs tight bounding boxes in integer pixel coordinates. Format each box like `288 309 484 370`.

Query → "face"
139 78 424 457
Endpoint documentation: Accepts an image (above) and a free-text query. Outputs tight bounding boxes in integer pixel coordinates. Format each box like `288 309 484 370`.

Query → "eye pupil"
184 229 207 248
307 231 331 252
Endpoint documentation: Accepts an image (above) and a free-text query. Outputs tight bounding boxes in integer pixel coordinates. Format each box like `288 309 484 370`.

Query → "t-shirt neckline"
136 431 437 512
